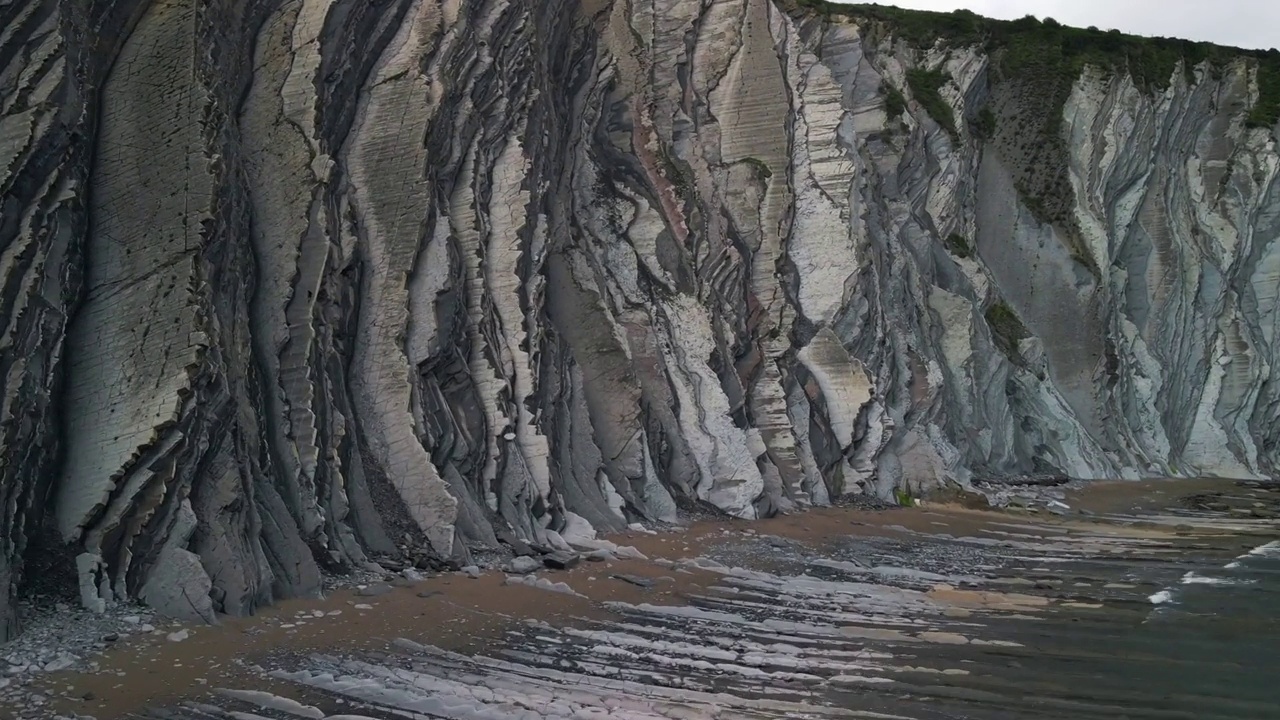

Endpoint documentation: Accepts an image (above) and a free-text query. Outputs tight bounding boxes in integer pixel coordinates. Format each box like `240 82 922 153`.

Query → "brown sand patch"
925 584 1051 612
39 555 724 719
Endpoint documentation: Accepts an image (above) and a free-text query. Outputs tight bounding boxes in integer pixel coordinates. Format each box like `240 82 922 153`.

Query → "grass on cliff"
985 301 1030 363
907 68 957 138
785 2 1280 130
883 82 907 120
945 233 972 258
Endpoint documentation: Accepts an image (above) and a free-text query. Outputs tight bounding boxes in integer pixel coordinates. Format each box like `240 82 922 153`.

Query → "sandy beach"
2 477 1275 719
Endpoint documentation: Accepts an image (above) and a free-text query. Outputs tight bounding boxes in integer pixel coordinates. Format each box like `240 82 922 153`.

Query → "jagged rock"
542 552 582 571
0 0 1278 639
139 549 217 625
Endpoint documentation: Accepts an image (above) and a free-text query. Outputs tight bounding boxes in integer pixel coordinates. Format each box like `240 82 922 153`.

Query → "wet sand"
5 477 1275 719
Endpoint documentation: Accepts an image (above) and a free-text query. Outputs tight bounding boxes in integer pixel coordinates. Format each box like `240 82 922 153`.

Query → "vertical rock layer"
0 0 1277 637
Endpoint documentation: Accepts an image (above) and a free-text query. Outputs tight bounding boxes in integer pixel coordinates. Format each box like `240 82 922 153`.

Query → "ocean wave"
1180 572 1254 587
1246 540 1280 559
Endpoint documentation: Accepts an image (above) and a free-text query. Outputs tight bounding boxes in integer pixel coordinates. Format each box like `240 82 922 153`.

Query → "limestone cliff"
0 0 1277 638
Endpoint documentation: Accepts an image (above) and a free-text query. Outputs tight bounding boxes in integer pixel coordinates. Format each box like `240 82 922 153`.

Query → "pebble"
166 630 189 642
356 583 393 597
462 565 482 579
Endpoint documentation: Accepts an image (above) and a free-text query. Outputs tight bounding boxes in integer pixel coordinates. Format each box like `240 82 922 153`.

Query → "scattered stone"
504 556 541 574
543 552 581 570
461 565 482 579
101 633 118 642
584 549 615 562
503 574 582 597
353 604 374 610
165 630 189 643
416 590 442 599
41 654 77 672
612 545 648 560
357 583 393 597
611 574 654 588
496 529 536 557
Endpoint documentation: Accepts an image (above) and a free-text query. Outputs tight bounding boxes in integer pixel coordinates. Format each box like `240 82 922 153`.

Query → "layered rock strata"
0 0 1278 637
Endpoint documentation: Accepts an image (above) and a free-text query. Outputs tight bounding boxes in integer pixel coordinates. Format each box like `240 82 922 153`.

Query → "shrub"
973 106 997 138
946 233 973 258
985 301 1030 362
738 156 773 179
884 83 907 119
907 68 958 138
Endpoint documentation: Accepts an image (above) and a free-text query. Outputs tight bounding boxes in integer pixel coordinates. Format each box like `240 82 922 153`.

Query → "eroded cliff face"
0 0 1277 637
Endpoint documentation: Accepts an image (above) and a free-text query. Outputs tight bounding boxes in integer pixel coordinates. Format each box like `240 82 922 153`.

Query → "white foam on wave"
1147 538 1276 607
1180 572 1253 587
1246 540 1280 559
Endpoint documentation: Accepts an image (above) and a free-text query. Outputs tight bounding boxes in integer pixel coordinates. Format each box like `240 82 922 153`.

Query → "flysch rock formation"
0 0 1278 639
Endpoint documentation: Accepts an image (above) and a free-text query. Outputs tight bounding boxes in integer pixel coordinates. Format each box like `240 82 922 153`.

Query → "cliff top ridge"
783 1 1280 129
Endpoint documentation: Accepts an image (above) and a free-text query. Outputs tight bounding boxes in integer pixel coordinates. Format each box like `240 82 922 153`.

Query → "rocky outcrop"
0 0 1278 639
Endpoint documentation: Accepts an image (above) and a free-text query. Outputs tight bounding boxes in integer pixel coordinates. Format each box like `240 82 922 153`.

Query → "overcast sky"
841 1 1277 51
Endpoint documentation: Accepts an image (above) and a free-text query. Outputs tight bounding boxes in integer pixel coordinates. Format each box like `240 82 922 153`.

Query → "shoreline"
0 476 1275 719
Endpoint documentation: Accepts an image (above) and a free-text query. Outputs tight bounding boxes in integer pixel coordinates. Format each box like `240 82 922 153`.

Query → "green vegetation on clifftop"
1249 62 1280 128
784 1 1280 130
